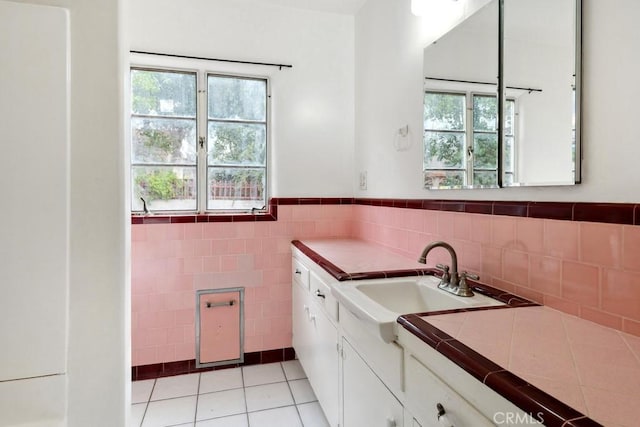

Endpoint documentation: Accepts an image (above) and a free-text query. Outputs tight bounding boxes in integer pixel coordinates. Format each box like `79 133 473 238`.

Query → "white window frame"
130 65 270 214
423 90 467 187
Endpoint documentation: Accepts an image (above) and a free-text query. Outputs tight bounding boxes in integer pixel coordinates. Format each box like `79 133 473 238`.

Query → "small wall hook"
394 125 412 152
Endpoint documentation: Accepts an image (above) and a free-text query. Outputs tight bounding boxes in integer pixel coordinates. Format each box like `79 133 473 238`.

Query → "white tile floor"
130 360 330 427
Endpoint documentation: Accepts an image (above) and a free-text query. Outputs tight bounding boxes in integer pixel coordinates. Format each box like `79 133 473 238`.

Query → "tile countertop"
295 238 430 278
294 238 640 427
414 307 640 427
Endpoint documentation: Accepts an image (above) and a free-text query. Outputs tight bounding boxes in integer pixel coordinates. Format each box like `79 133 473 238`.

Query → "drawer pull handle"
295 269 302 274
205 300 235 308
436 403 454 427
315 289 326 299
437 403 446 418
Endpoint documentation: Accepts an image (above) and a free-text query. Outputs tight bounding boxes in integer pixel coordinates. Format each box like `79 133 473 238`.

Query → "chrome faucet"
418 241 478 297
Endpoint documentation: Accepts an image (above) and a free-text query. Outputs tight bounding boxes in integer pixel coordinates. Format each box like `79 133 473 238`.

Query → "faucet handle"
435 264 451 282
460 271 479 281
455 271 479 297
436 263 449 271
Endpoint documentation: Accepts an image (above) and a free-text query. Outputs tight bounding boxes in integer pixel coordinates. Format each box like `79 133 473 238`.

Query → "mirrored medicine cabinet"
422 0 582 190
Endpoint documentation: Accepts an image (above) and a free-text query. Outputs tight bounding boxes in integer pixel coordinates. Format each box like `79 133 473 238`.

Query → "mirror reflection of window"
421 0 581 189
423 92 466 188
423 91 515 189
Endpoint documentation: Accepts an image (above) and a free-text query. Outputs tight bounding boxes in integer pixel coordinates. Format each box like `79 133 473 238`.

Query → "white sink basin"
332 275 504 343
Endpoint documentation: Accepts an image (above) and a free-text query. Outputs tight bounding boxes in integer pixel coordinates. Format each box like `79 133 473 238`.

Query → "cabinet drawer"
405 354 494 427
310 271 338 322
292 258 310 290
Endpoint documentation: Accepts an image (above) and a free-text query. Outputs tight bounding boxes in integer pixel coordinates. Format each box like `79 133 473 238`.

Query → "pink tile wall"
352 205 640 337
133 202 640 366
131 205 353 366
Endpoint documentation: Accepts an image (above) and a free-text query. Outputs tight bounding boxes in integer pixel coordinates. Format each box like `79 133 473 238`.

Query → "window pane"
473 133 497 169
132 117 197 164
473 171 498 187
424 170 465 188
132 166 196 211
424 131 465 169
208 76 266 121
473 95 497 132
424 93 465 131
505 136 514 172
505 100 515 136
131 70 196 117
208 167 265 210
208 122 266 166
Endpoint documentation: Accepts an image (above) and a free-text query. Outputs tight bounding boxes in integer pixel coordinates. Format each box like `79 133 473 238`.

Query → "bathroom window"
423 91 515 188
207 75 267 211
130 67 268 213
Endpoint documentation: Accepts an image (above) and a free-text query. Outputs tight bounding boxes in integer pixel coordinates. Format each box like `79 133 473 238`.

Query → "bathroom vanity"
291 238 638 427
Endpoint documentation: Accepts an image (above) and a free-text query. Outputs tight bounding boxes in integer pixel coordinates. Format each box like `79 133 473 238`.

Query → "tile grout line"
139 378 156 427
193 373 202 425
561 314 590 414
241 365 250 426
281 362 305 426
620 332 640 366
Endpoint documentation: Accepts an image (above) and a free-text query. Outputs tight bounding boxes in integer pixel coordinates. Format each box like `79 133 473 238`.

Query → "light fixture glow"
411 0 428 16
411 0 459 17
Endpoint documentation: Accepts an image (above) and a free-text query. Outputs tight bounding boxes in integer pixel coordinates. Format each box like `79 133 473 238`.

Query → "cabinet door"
292 283 312 364
306 303 340 427
342 338 403 427
293 265 340 426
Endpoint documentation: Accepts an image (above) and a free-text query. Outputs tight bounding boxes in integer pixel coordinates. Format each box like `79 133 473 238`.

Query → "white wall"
354 0 490 198
0 3 69 424
129 0 355 197
508 40 574 184
355 0 640 203
0 0 128 426
66 0 128 425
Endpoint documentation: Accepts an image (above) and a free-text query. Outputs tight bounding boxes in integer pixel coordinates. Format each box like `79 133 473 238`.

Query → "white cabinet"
292 256 340 427
293 245 548 427
292 283 312 361
342 338 403 427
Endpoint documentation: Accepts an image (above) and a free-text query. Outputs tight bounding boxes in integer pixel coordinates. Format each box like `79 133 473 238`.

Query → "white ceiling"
251 0 367 15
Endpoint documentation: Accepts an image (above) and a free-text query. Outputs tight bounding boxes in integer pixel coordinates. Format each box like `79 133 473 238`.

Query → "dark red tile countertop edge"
292 239 602 427
132 197 640 226
397 314 603 427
